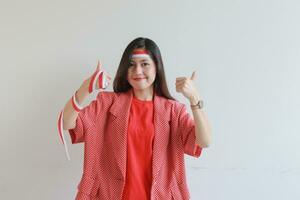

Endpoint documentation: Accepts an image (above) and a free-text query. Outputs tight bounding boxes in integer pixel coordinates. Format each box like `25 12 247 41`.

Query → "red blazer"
68 88 202 200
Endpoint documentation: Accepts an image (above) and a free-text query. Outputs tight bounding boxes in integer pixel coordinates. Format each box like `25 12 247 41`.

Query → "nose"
133 64 143 74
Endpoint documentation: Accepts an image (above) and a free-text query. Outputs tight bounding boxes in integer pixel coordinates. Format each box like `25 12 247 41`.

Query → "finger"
175 82 185 86
176 77 186 81
104 71 112 80
176 82 185 89
176 79 186 84
190 71 196 80
176 86 184 93
178 81 191 88
176 83 186 88
96 60 101 71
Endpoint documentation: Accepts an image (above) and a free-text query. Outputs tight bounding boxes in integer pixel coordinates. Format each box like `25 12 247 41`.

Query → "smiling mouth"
133 77 146 81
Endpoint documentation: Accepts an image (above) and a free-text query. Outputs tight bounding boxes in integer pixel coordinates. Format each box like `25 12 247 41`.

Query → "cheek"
126 72 131 82
127 69 132 78
150 68 156 78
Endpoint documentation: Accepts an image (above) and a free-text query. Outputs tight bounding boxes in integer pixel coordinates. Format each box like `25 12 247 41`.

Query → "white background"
0 0 299 199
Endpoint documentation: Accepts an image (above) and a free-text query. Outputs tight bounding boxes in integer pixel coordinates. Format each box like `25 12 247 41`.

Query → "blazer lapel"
107 89 171 181
152 93 171 182
108 89 133 180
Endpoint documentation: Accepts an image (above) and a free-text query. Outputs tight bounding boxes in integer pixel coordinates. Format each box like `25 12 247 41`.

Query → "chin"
128 79 155 91
130 83 152 90
132 85 149 90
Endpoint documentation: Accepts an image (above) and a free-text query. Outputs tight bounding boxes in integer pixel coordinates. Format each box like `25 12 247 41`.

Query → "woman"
61 37 212 200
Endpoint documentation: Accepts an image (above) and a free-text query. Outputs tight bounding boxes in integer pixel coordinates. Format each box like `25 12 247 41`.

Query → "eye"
142 63 149 66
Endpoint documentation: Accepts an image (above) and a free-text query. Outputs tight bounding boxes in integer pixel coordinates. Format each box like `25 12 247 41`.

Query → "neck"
132 87 154 101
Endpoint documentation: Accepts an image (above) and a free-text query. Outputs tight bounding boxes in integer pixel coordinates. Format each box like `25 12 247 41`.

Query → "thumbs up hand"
93 60 112 91
81 60 112 94
175 71 200 101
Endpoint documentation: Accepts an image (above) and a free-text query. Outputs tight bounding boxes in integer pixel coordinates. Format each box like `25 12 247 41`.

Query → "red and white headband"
131 49 151 59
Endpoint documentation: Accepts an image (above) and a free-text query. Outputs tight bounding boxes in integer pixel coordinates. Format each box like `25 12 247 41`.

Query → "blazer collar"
109 88 167 118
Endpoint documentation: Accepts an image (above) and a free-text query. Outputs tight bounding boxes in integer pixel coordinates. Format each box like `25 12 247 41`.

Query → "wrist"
76 85 89 105
189 95 200 105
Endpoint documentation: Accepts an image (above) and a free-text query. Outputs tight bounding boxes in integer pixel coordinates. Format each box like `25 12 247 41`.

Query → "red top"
121 94 155 200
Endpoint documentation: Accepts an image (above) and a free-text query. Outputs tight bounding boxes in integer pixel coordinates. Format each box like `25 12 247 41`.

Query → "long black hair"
113 37 176 101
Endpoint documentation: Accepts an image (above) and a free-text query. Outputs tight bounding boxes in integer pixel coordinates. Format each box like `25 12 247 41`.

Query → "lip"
133 77 146 81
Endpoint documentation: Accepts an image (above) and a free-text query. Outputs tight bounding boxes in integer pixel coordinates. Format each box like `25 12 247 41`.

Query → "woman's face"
127 50 156 91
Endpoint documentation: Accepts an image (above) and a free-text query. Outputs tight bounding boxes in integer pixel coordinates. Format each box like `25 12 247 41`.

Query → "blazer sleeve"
177 104 202 158
68 92 102 144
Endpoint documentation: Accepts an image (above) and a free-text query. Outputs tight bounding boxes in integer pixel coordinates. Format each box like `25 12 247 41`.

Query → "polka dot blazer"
68 88 202 200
